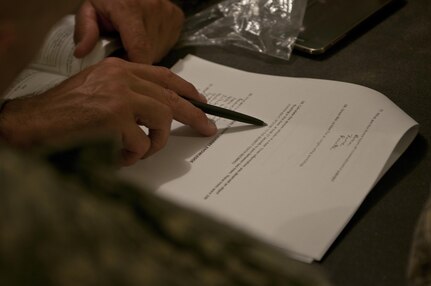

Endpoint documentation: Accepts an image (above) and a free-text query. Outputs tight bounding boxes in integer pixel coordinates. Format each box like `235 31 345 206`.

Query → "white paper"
3 15 120 100
31 15 120 77
4 69 67 99
120 55 418 261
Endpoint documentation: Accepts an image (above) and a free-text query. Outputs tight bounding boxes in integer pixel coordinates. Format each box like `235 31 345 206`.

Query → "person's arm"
0 57 217 166
73 0 184 64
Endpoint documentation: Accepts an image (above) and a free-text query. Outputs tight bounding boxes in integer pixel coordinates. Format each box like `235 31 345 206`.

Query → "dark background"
164 0 431 285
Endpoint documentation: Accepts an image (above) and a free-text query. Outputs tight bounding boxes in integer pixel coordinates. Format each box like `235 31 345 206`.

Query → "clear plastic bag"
177 0 308 61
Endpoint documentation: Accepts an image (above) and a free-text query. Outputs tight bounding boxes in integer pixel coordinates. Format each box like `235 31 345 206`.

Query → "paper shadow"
172 122 265 137
119 123 265 190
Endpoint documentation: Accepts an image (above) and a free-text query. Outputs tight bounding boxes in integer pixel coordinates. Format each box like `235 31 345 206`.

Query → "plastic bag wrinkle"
177 0 307 60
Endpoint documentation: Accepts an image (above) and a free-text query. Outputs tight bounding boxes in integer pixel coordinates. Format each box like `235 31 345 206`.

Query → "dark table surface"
164 0 431 285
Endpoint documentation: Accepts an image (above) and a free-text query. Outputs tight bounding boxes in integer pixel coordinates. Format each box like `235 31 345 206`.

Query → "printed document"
120 55 418 262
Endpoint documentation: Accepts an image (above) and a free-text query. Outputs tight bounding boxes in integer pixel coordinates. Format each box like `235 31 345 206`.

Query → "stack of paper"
120 55 418 262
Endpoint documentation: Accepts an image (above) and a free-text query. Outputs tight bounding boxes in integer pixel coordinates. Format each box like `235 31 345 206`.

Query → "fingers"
114 62 217 160
121 122 150 166
135 81 216 137
86 0 185 64
112 0 184 64
74 2 101 58
121 93 172 165
160 89 217 137
118 63 217 136
128 64 207 103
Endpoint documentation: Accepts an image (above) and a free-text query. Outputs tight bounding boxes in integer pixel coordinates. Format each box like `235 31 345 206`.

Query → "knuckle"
164 89 181 107
157 66 174 78
183 81 197 93
100 57 124 67
94 58 128 78
156 66 176 87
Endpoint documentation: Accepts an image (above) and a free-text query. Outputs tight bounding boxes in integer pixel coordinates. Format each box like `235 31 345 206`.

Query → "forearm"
0 96 48 147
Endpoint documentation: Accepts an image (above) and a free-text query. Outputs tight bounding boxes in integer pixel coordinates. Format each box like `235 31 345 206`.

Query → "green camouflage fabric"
409 191 431 286
0 140 330 286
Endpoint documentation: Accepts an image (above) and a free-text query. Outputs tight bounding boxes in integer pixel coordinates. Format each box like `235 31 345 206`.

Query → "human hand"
0 58 217 166
73 0 184 64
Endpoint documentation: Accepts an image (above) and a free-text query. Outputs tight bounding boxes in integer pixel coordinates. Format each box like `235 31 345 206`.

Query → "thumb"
74 1 100 58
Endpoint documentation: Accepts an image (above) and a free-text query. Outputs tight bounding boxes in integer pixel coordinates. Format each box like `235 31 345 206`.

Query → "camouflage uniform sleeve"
408 191 431 286
0 140 331 286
